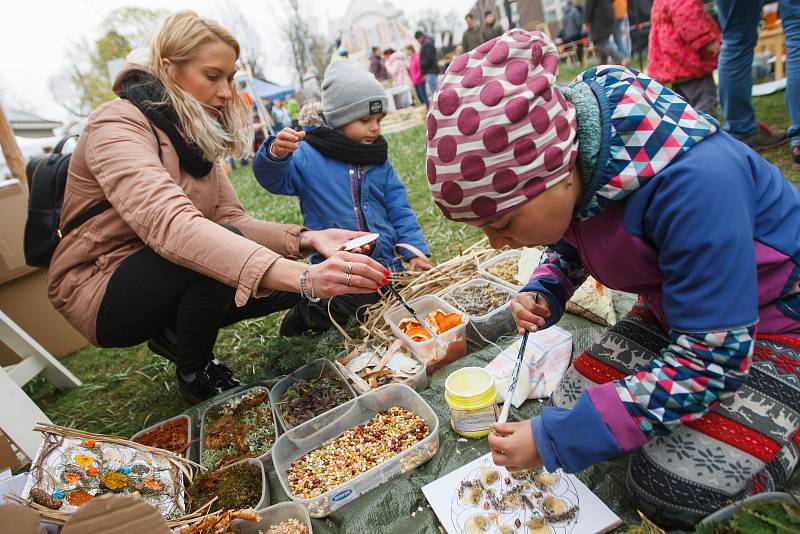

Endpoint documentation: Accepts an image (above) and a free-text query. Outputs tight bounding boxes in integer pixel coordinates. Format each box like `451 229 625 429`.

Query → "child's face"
338 113 385 144
472 173 583 249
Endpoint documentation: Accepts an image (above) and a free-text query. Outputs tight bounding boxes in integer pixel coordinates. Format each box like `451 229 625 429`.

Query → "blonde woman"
48 11 387 403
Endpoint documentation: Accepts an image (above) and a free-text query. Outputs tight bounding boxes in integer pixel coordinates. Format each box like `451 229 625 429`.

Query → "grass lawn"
25 63 799 482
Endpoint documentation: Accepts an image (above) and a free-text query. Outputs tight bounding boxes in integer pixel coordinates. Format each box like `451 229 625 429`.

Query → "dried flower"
87 466 98 477
142 478 163 491
83 439 96 448
67 490 93 506
100 471 129 491
75 454 94 468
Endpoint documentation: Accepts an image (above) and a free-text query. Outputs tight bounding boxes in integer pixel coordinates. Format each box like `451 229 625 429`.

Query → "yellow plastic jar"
444 367 498 438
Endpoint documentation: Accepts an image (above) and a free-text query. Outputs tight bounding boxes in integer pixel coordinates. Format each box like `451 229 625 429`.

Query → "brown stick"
0 101 26 185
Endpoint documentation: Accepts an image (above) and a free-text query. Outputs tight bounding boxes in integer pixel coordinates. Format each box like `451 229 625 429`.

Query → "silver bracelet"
300 268 320 303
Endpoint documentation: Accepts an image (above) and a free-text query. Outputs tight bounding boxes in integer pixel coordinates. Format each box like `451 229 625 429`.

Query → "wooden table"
758 23 786 81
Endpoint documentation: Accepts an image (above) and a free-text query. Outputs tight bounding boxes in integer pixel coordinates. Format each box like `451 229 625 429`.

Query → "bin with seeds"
199 384 278 470
478 250 524 290
234 501 313 534
441 278 517 344
269 358 356 432
272 383 439 517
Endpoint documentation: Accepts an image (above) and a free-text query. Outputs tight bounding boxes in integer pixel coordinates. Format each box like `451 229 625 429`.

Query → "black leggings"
96 233 300 373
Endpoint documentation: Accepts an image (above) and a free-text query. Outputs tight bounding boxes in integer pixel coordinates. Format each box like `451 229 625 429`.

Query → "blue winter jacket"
252 133 430 272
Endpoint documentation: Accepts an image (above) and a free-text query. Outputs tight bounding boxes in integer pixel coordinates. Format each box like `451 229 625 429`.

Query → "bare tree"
218 1 266 78
283 0 313 82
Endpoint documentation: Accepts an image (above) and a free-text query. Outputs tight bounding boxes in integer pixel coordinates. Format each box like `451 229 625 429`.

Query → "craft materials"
181 509 261 534
497 331 529 425
262 518 310 534
398 309 464 342
18 424 192 525
278 375 352 429
485 327 573 402
187 461 263 513
386 283 447 347
132 416 189 456
444 367 498 439
442 281 512 317
343 232 380 251
286 406 430 499
337 340 424 392
422 453 621 534
486 258 519 286
202 387 276 470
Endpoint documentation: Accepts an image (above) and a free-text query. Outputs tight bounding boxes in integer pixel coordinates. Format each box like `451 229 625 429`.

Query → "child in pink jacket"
406 44 428 107
647 0 721 118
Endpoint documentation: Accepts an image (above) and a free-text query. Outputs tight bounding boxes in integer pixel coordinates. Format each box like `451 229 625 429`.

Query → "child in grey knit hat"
253 60 433 336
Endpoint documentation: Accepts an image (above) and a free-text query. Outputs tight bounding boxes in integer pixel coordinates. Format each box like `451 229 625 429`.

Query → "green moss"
187 462 262 513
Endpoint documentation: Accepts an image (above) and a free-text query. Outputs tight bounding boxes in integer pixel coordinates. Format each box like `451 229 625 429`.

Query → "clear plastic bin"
335 345 428 394
441 278 517 344
478 249 524 290
131 413 193 460
234 501 313 534
272 383 439 518
190 457 269 513
199 383 278 468
383 294 468 364
270 358 356 432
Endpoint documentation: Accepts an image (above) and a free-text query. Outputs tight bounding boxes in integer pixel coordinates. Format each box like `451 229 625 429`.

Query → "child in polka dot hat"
428 29 800 528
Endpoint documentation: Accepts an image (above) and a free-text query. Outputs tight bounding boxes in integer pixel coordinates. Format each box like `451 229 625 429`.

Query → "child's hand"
270 128 306 158
488 421 543 472
407 257 433 272
511 292 550 335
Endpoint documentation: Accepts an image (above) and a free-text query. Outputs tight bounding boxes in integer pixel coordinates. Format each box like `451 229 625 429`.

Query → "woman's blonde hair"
149 10 252 160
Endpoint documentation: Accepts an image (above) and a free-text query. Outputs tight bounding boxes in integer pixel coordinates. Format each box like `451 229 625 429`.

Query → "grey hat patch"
369 100 383 114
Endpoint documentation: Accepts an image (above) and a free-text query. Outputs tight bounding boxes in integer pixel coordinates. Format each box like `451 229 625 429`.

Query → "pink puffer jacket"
647 0 721 84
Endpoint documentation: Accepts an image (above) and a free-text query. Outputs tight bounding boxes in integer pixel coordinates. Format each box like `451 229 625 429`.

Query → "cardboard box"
0 178 33 285
0 269 88 365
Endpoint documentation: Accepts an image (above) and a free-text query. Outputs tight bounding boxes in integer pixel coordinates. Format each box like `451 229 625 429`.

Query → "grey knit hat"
321 61 388 128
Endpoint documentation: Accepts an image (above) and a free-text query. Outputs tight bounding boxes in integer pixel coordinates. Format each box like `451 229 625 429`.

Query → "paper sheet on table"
422 452 621 534
485 327 572 406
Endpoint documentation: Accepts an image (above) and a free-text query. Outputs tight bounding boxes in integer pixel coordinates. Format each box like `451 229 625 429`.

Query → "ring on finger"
346 262 353 275
346 272 353 286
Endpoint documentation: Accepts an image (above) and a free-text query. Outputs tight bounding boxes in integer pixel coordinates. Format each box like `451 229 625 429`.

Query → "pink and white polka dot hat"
426 30 578 222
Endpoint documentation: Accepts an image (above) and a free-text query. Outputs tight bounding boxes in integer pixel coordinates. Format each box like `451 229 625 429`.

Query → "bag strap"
59 122 163 239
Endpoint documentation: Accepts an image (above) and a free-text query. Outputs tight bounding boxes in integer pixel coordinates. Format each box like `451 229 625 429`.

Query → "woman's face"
471 172 583 249
168 39 237 120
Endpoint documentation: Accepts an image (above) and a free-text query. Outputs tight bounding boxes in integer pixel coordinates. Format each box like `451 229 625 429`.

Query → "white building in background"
327 0 416 65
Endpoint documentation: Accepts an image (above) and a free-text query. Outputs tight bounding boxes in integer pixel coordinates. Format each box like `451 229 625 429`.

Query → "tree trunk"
0 101 26 185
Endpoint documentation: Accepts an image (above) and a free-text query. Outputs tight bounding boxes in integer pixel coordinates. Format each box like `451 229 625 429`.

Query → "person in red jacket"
647 0 721 118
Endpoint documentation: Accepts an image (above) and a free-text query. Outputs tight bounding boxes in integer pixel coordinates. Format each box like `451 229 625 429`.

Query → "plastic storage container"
441 278 517 344
234 502 313 534
131 414 193 459
478 249 524 290
444 367 498 438
273 383 439 517
384 295 468 364
199 383 278 468
189 457 269 513
335 346 428 394
270 358 356 432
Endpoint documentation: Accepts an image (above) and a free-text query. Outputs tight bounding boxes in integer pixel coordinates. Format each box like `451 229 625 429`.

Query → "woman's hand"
269 127 306 158
310 251 388 297
510 292 551 335
488 421 543 472
300 229 375 258
407 256 433 272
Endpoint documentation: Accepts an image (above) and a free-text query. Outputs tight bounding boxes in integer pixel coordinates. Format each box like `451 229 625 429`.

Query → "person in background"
370 46 387 81
462 13 482 53
585 0 629 64
253 60 432 335
415 30 439 97
558 0 586 64
627 0 653 67
285 96 300 129
612 0 631 60
715 0 796 157
481 10 504 43
271 99 292 131
647 0 721 118
427 29 800 529
384 48 413 108
406 44 429 107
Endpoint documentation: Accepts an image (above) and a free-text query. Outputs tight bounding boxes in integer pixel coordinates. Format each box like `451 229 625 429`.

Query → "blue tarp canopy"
251 78 295 100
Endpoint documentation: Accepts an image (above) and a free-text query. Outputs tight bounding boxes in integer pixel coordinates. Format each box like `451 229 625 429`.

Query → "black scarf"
304 127 388 166
118 70 214 178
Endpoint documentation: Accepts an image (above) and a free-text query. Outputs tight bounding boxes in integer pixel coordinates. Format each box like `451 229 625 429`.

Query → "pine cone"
30 488 63 510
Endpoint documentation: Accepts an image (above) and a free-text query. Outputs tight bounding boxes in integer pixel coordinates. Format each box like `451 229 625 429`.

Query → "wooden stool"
757 23 786 81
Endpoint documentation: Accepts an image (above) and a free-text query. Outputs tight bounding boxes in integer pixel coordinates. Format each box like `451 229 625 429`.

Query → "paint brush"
496 293 540 424
384 283 448 349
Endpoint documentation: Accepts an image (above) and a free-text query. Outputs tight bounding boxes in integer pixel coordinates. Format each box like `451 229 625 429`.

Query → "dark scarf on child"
117 70 214 178
304 127 388 166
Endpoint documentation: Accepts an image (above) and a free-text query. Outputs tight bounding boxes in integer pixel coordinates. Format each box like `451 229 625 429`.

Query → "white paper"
422 453 620 534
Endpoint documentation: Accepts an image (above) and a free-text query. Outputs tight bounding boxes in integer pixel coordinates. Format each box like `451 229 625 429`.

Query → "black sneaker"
735 128 787 152
147 327 178 364
278 306 310 337
793 145 800 171
177 360 241 404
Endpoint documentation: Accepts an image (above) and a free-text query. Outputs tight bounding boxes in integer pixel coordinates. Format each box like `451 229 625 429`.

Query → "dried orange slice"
432 310 463 333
